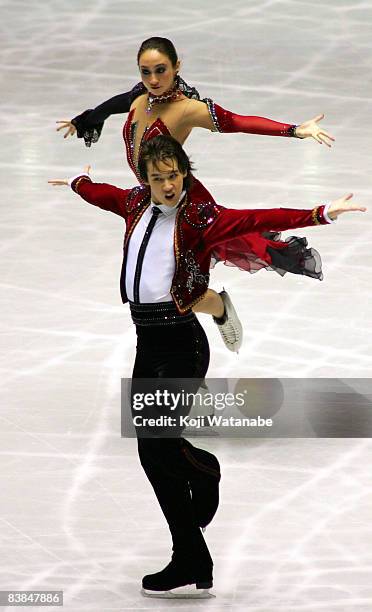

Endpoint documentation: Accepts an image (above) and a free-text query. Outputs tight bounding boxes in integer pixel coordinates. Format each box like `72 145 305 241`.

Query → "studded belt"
129 301 195 327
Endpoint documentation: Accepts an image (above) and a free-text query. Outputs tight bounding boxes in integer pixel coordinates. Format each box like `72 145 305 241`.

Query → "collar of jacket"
124 190 188 246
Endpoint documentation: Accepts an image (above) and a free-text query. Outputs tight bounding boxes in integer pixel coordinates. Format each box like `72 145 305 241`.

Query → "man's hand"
48 177 68 186
327 193 367 220
295 114 335 147
48 165 91 186
56 120 77 138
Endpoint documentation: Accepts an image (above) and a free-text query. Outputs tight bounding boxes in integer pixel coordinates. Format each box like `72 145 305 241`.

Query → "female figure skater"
56 37 334 352
49 135 364 598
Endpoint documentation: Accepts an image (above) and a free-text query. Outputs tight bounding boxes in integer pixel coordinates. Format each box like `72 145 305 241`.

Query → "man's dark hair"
138 135 194 190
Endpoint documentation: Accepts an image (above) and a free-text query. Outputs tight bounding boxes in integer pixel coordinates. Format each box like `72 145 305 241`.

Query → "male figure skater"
49 135 365 598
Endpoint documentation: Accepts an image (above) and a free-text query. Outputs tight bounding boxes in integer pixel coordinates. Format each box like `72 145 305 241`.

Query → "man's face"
146 158 186 207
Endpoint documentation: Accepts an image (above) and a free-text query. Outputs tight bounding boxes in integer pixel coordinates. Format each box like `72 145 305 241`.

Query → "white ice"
1 0 372 610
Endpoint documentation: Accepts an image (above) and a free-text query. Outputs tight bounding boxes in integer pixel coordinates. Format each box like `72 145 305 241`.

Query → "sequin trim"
183 201 220 228
73 176 92 192
203 98 222 132
146 83 182 113
124 198 150 247
287 124 299 137
311 207 321 225
185 250 210 294
172 195 187 298
177 75 201 100
129 301 195 326
130 120 138 173
125 186 149 214
173 289 209 314
123 110 141 182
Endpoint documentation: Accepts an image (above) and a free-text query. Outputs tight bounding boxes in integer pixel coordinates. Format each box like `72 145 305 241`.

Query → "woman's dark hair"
137 37 178 67
138 135 194 190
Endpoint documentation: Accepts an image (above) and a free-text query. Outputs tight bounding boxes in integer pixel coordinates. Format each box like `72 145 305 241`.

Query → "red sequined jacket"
71 175 330 313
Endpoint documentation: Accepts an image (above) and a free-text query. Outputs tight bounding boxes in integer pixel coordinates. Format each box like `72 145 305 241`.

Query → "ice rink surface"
1 0 372 610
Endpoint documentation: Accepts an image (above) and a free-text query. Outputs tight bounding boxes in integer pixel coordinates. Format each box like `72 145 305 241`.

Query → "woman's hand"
327 193 367 220
295 114 335 147
48 165 91 187
56 120 77 138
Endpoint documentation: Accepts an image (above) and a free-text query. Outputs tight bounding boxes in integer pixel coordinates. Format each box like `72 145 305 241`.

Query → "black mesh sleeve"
71 82 146 147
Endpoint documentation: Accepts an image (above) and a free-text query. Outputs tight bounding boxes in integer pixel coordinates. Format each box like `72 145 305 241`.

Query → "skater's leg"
131 308 219 591
192 288 224 317
193 289 243 353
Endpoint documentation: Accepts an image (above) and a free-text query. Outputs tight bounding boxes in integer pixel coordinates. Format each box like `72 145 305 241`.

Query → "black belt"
129 301 195 327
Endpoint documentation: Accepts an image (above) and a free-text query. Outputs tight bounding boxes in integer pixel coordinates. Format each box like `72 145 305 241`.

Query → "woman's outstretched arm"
183 99 335 145
56 82 146 146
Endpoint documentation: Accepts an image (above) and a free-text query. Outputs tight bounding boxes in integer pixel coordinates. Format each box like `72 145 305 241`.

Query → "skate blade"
141 585 215 599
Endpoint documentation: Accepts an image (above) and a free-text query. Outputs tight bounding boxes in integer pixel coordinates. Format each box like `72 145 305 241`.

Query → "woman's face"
138 49 179 96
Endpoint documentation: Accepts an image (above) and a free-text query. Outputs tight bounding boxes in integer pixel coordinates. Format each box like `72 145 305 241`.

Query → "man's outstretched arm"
48 166 137 219
205 194 366 248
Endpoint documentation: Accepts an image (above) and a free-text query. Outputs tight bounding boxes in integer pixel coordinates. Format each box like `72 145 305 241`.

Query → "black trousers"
131 307 217 571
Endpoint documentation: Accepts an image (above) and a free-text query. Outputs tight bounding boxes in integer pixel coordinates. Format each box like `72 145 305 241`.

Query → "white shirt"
125 192 186 303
